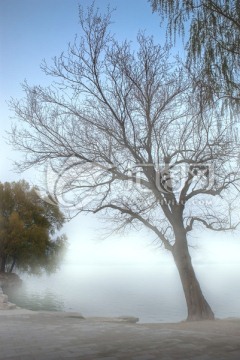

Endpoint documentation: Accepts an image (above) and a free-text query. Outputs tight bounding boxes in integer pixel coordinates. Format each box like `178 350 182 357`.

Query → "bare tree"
10 4 240 320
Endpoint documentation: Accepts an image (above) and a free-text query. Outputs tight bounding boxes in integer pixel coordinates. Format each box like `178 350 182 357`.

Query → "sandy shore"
0 309 239 359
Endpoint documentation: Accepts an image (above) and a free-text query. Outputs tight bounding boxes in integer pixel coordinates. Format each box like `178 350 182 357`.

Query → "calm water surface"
7 263 240 323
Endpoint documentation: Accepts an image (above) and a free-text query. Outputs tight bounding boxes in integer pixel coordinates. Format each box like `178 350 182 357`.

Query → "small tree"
0 181 67 274
9 4 240 320
149 0 240 105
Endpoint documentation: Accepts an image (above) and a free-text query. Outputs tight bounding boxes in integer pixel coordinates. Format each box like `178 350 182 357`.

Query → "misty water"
6 262 240 323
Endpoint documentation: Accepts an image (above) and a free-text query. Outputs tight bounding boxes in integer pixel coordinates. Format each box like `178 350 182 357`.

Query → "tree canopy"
149 0 240 105
0 180 67 274
9 4 240 320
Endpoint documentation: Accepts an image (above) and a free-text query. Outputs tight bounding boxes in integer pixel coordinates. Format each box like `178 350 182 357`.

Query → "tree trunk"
0 256 6 272
172 230 215 321
9 258 16 273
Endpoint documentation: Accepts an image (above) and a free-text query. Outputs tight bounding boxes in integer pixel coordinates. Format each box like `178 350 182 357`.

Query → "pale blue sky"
0 0 164 182
0 0 239 267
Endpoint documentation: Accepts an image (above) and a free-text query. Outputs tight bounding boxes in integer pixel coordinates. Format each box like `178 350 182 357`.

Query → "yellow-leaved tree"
0 180 67 274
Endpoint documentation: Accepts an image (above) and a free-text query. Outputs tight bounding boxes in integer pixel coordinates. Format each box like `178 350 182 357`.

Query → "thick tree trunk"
172 230 214 321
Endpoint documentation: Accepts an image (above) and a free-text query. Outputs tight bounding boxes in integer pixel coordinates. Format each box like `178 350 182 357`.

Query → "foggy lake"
7 262 240 323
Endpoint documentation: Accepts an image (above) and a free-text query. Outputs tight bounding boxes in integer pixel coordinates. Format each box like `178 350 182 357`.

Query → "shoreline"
1 306 240 325
1 305 240 322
